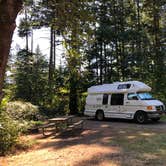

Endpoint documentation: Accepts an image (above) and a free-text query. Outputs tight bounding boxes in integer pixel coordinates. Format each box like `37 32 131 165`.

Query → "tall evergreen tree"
15 47 48 105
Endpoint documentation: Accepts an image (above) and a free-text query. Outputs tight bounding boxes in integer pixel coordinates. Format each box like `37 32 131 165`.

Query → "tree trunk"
0 0 22 101
31 29 33 54
25 7 29 51
99 40 103 84
104 42 107 83
69 75 78 115
152 0 161 93
53 30 56 69
48 26 54 83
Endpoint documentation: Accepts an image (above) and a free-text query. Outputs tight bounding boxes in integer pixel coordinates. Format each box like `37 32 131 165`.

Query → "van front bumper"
147 111 164 118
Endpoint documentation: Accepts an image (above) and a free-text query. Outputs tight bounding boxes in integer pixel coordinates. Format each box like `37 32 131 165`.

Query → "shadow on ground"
31 118 166 165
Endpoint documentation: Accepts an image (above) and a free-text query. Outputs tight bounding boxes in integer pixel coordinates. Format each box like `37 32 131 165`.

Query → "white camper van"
84 81 165 123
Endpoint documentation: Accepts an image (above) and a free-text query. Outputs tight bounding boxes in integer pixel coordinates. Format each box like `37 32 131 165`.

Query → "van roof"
88 81 151 94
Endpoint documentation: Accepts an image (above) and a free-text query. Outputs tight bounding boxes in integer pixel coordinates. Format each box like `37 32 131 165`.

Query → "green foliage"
0 96 9 110
13 47 70 115
84 0 166 103
0 111 19 155
15 48 48 106
11 0 166 116
0 99 43 155
41 95 69 117
6 101 40 132
6 101 39 121
31 1 94 115
18 17 31 38
78 92 87 115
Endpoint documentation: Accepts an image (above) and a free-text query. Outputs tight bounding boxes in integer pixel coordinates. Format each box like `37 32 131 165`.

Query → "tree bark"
48 26 54 83
0 0 22 101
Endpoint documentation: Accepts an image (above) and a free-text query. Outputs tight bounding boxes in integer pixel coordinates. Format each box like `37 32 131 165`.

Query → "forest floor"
1 117 166 166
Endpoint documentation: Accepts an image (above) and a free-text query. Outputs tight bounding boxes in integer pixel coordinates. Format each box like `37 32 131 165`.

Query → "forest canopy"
1 0 166 114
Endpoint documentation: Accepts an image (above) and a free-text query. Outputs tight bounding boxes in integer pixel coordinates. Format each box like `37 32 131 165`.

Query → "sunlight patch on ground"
118 130 126 134
6 143 121 166
101 124 111 128
126 135 136 139
139 132 155 136
102 136 114 143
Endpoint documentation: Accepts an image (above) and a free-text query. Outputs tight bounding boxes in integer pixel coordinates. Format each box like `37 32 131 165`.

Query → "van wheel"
134 111 148 124
96 110 104 121
151 117 160 122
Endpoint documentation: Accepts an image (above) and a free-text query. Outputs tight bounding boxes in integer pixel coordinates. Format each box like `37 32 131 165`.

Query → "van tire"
96 110 104 121
134 111 148 124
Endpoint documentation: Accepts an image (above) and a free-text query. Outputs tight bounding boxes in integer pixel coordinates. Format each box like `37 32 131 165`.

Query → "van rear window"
118 84 131 89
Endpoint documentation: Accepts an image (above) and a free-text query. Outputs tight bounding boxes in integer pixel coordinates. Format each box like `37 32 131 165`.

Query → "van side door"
110 93 124 118
124 93 140 113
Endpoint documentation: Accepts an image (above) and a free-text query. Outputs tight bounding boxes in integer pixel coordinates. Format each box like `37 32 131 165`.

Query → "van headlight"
147 106 153 110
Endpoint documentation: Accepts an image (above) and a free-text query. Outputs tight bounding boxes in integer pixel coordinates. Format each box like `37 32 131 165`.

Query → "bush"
6 101 41 132
78 92 87 115
0 112 19 155
40 95 69 117
6 101 40 121
0 101 42 155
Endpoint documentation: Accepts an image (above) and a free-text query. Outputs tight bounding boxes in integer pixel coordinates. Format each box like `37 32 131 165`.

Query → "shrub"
40 95 69 117
0 112 19 155
6 101 41 132
0 101 41 155
6 101 40 121
78 92 87 115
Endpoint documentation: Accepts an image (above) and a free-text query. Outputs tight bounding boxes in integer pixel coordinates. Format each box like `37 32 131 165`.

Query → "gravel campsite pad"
1 118 166 166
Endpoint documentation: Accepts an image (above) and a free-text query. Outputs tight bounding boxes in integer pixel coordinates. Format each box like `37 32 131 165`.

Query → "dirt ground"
1 118 166 166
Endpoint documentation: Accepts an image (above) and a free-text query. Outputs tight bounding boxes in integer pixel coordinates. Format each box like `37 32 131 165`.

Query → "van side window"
103 94 108 105
128 93 138 100
111 94 124 105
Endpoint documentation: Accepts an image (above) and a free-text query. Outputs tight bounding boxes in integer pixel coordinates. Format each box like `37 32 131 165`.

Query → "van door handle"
126 102 129 104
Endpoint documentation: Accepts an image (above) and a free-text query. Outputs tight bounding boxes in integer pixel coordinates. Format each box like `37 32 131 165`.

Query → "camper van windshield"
137 92 155 100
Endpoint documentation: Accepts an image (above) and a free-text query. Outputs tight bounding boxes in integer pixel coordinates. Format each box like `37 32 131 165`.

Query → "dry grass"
110 131 166 166
1 119 166 166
